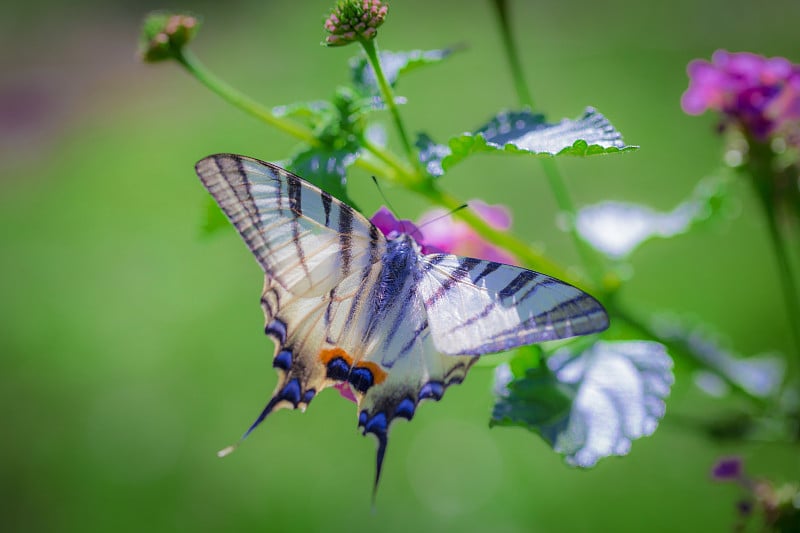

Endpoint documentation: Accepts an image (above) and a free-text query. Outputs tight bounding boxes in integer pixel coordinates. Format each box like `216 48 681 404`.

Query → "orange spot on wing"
355 361 387 385
319 347 353 366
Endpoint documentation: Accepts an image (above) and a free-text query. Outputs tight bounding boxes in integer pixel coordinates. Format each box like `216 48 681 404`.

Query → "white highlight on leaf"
576 201 700 259
493 363 514 398
547 341 674 467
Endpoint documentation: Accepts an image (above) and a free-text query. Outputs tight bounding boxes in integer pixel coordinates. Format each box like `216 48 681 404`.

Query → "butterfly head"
370 206 441 254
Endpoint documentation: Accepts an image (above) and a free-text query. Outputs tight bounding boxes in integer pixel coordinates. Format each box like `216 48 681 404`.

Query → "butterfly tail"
372 431 388 506
217 394 282 458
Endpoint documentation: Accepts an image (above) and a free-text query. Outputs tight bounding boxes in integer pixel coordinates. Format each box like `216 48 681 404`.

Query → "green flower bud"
139 12 200 63
323 0 388 47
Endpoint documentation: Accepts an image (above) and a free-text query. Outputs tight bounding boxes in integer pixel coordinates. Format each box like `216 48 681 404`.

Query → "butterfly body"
195 154 608 493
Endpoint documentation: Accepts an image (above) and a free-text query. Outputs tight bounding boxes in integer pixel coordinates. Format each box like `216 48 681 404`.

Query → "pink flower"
369 202 518 265
417 201 518 265
370 206 438 253
681 50 800 139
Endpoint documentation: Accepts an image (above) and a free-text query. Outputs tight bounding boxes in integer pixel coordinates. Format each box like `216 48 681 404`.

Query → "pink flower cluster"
324 0 388 47
682 50 800 140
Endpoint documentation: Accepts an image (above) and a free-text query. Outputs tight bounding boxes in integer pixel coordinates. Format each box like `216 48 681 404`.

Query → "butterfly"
195 153 609 495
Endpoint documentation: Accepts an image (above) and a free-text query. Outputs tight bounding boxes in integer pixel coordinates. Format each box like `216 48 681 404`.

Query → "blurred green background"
2 1 799 531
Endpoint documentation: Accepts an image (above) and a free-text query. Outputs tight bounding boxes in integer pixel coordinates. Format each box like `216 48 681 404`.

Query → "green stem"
490 0 608 287
175 49 320 146
358 38 417 165
176 48 407 185
540 158 609 285
492 0 534 109
746 142 800 378
359 136 418 186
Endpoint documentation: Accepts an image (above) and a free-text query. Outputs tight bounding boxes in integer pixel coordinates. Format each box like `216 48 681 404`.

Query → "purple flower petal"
334 382 357 403
711 456 743 481
417 201 518 264
471 200 512 230
370 206 425 244
682 50 800 139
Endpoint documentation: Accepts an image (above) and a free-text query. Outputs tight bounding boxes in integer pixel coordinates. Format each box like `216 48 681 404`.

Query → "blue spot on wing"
279 378 301 405
365 412 388 436
302 389 316 403
395 398 416 420
419 381 444 401
348 367 375 393
273 350 292 370
326 357 351 381
264 319 287 344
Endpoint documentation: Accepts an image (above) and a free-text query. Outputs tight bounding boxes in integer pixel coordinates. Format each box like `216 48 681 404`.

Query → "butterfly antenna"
370 175 398 214
216 396 280 458
370 175 411 234
416 203 469 231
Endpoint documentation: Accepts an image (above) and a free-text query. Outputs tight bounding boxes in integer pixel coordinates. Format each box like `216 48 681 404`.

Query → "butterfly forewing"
196 154 386 296
417 254 609 355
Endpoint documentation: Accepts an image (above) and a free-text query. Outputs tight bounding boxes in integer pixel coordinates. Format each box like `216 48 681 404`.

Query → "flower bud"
324 0 388 47
139 12 200 63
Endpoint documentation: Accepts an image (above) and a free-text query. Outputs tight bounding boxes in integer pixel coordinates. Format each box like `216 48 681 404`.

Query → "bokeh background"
2 1 799 531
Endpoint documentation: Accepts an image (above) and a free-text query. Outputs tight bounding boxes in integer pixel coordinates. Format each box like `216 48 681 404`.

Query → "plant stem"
175 49 320 146
540 158 609 284
176 48 409 185
746 140 800 378
492 0 535 109
359 135 417 186
358 38 417 166
490 0 609 287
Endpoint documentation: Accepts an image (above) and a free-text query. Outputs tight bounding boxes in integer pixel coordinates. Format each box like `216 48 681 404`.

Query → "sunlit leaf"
652 314 784 398
492 341 674 467
440 108 636 171
509 345 542 378
272 100 334 126
415 132 448 177
576 175 734 259
351 48 457 96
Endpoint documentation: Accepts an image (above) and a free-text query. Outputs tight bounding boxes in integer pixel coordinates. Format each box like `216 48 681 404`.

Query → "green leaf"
509 344 542 378
441 108 637 171
272 100 335 127
415 132 449 177
350 48 458 96
492 341 674 467
576 174 734 259
286 147 359 208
